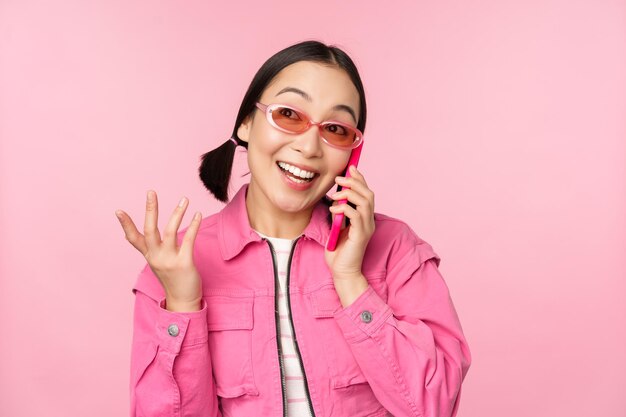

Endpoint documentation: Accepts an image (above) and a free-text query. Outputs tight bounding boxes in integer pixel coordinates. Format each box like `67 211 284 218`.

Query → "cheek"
329 152 351 175
250 124 285 154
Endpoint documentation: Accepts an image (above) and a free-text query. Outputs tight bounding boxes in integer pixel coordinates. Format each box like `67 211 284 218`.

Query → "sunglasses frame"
255 102 363 150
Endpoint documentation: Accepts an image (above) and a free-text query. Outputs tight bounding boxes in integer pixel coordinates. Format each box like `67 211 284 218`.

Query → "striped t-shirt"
253 229 313 417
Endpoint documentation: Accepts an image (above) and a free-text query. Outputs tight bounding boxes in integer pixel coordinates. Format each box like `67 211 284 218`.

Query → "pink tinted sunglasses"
255 102 363 150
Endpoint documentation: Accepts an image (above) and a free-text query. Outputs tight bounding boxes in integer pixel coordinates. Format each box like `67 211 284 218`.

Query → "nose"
290 123 323 158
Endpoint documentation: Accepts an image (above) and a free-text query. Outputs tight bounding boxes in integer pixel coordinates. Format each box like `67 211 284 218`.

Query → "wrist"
333 274 369 308
164 297 202 312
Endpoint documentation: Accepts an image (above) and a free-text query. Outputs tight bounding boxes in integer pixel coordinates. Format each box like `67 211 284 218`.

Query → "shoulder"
372 211 433 249
369 211 441 269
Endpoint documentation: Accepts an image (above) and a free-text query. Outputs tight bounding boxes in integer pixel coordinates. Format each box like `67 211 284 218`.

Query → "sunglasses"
255 102 363 150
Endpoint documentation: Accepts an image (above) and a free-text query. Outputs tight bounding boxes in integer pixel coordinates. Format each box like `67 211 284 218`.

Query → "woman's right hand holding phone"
115 190 203 312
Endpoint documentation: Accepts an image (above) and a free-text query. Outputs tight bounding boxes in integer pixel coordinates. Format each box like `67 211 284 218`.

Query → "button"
360 310 372 323
167 324 180 337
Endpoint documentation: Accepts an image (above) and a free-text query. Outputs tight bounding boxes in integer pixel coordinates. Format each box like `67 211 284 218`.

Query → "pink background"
1 1 625 416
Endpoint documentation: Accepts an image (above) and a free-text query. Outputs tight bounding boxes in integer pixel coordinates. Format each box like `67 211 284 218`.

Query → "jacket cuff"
156 298 209 353
333 286 392 343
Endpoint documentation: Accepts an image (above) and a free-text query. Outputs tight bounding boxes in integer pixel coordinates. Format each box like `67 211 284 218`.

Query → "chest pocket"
206 291 259 398
308 277 388 389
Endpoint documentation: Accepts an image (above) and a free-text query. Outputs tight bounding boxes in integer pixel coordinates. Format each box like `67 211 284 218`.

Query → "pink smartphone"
326 141 364 251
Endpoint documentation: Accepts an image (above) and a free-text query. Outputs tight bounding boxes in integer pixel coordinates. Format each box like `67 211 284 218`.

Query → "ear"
237 115 252 144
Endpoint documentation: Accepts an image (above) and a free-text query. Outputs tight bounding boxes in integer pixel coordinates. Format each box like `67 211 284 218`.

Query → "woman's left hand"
324 165 376 282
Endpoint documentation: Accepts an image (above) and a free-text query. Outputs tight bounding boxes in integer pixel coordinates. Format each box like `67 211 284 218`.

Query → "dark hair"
198 40 367 225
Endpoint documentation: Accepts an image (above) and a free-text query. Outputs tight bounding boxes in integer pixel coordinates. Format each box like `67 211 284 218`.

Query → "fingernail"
147 190 153 200
115 210 122 220
178 197 186 207
350 165 357 172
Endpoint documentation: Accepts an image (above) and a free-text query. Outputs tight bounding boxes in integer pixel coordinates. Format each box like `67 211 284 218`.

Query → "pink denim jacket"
130 183 471 417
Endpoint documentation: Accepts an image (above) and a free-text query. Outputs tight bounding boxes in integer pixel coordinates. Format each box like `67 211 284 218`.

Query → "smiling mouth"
276 161 319 183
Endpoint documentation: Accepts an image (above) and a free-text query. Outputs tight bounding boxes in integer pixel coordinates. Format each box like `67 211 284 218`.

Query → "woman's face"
237 61 361 214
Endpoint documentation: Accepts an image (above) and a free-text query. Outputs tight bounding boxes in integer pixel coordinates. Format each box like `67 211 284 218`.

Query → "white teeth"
277 162 316 179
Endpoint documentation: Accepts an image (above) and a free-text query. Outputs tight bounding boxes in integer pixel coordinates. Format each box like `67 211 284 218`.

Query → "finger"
330 188 369 211
162 196 189 249
329 203 363 228
335 175 375 208
335 172 369 194
347 165 369 187
116 210 148 255
179 211 203 258
144 190 161 248
329 195 375 235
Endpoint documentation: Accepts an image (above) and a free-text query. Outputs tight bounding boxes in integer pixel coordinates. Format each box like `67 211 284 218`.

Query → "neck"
245 180 315 239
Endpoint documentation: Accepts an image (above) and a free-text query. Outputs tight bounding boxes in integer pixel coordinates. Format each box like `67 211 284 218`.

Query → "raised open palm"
115 190 203 312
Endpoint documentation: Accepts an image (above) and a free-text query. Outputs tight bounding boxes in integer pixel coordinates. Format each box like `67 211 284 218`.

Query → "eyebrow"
275 86 357 124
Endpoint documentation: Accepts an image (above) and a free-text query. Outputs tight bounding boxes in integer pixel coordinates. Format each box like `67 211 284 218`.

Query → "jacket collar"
218 182 331 260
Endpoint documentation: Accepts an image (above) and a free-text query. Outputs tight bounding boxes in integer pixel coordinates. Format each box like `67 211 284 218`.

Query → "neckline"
253 229 296 242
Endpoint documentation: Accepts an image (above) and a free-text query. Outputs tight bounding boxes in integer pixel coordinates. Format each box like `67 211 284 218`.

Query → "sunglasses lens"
321 123 358 148
271 106 309 132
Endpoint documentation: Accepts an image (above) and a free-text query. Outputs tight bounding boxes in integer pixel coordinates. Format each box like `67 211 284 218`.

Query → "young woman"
116 40 471 417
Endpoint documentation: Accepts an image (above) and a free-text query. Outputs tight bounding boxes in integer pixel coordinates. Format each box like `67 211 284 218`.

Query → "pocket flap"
206 294 254 331
309 287 342 318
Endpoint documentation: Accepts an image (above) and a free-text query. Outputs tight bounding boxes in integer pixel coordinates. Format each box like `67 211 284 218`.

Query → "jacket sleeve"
130 263 222 417
332 232 472 417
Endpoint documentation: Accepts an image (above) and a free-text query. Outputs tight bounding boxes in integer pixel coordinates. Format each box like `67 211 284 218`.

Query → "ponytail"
198 136 248 203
